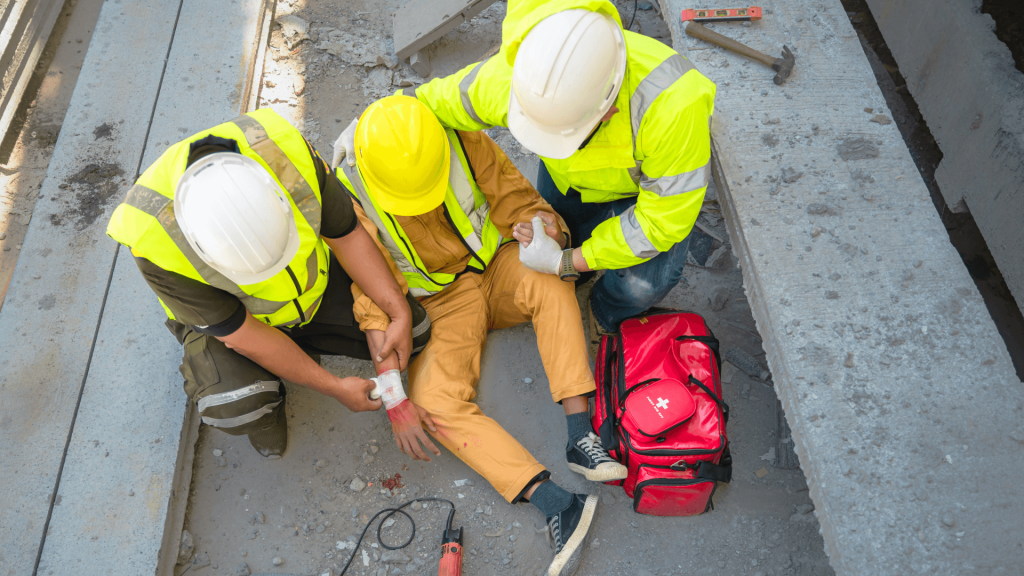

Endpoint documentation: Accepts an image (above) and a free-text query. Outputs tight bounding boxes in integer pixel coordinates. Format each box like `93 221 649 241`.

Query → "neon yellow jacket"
403 0 715 270
107 109 330 328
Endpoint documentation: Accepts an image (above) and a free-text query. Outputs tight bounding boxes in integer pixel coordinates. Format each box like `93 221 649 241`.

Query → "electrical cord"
338 497 456 575
627 0 638 31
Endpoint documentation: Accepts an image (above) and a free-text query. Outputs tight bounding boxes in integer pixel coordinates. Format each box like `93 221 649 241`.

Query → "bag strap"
675 333 722 375
597 336 620 453
688 374 730 425
620 378 660 402
695 443 732 483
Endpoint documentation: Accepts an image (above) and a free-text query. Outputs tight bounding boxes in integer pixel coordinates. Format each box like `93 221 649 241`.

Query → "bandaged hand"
369 369 407 409
517 216 563 275
330 118 358 169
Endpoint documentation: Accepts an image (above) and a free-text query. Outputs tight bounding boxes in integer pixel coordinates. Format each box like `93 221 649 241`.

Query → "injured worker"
334 95 626 576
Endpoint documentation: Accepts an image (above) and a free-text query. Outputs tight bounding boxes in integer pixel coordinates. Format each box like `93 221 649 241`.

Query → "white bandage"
370 369 407 410
518 216 562 275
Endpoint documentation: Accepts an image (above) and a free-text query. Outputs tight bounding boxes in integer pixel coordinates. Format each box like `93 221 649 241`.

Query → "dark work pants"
170 262 430 436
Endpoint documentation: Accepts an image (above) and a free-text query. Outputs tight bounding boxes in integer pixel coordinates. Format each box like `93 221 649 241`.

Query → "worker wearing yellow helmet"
338 95 626 576
106 108 429 460
336 0 716 355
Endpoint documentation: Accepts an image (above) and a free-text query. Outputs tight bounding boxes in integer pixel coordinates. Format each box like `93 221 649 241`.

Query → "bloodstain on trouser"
408 245 596 503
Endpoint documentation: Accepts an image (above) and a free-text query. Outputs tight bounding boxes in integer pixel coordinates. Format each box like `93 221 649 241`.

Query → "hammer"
685 21 795 85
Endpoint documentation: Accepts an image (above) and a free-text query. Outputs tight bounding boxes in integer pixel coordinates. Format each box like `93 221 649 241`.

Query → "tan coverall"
351 131 596 502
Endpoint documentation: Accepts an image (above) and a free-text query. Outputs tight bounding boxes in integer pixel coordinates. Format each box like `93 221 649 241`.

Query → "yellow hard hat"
354 95 450 216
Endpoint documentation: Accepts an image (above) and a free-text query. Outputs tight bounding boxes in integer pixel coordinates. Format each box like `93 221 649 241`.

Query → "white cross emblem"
656 398 670 410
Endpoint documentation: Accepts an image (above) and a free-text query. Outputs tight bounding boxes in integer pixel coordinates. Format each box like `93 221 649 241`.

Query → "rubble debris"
710 287 729 311
724 347 770 380
176 530 194 565
272 556 283 566
235 562 251 576
869 114 892 125
837 137 880 160
191 552 210 569
350 477 367 492
754 467 769 478
276 15 310 50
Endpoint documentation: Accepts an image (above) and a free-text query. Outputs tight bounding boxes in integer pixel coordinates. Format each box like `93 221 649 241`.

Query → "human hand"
331 118 358 169
513 211 564 248
333 376 383 412
518 216 563 275
377 312 412 371
387 400 441 461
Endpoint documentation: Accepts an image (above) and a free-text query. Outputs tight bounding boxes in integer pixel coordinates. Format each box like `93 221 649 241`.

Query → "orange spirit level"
681 6 763 23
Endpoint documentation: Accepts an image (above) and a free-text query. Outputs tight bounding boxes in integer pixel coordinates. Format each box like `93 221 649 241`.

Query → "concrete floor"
178 2 833 575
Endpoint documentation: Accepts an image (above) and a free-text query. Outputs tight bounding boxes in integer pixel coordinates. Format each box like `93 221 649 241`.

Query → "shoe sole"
568 462 628 482
547 495 599 576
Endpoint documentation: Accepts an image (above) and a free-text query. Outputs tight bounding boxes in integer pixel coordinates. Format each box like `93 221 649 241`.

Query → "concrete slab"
35 0 271 573
0 0 182 571
392 0 498 60
0 0 64 138
864 0 1024 316
662 1 1024 574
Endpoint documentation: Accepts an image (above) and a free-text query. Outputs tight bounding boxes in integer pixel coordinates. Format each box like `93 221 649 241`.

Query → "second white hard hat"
508 9 627 160
175 152 300 286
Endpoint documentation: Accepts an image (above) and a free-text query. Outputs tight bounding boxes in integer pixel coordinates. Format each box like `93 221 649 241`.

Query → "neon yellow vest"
106 109 330 328
337 129 506 297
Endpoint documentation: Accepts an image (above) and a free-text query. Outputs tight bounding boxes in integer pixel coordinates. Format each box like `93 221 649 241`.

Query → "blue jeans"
536 163 690 332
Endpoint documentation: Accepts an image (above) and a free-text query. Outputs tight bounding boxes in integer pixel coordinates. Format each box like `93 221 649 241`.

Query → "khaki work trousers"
408 244 596 502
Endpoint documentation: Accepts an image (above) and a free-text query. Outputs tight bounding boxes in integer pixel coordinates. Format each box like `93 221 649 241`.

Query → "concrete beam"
34 0 271 573
0 0 64 139
393 0 498 61
863 0 1024 317
663 1 1024 574
0 0 183 571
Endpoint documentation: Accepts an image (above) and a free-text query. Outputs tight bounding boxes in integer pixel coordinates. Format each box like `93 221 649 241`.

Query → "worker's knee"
520 267 576 302
197 379 286 436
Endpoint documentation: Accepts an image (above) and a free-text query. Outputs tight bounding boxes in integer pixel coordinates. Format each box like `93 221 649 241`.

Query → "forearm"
327 224 410 323
221 314 337 396
366 330 401 375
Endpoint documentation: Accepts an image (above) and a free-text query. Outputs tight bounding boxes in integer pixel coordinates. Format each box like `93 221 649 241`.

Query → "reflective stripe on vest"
342 130 504 297
108 109 328 328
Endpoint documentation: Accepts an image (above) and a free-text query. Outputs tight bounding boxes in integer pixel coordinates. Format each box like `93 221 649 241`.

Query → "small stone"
484 506 492 516
844 353 855 368
523 377 533 384
870 114 892 125
0 232 5 240
362 550 371 566
454 479 473 487
914 260 923 268
760 448 775 462
474 506 483 514
128 489 135 497
754 467 769 478
710 287 729 311
369 444 379 454
272 557 283 566
942 513 955 527
212 449 223 457
825 290 840 300
363 452 375 464
235 562 251 576
257 512 265 524
864 107 874 113
381 550 410 564
316 525 325 533
350 477 367 492
293 77 306 96
412 502 422 511
796 504 814 514
215 455 227 467
248 528 258 540
177 530 194 565
190 552 210 569
781 167 803 183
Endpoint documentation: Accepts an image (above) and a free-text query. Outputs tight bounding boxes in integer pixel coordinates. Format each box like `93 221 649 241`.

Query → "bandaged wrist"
370 369 407 410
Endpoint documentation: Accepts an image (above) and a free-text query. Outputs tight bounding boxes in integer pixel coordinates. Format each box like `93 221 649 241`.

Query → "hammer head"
770 45 795 85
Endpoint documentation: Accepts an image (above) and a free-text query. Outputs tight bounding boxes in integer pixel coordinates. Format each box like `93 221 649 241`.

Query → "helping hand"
387 400 442 461
330 118 358 169
517 215 563 275
376 312 412 371
333 376 383 412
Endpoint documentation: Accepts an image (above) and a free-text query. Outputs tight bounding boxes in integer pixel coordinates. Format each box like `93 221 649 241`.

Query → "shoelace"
578 433 614 463
548 515 563 551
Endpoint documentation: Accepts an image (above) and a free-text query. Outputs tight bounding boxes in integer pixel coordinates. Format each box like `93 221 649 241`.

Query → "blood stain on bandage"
381 473 403 492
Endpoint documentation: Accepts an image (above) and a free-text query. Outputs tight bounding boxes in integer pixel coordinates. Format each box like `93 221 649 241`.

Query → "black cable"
338 497 456 575
627 0 638 31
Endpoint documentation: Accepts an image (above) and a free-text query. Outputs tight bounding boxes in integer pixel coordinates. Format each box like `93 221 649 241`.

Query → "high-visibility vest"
106 109 330 328
406 0 716 270
337 129 506 297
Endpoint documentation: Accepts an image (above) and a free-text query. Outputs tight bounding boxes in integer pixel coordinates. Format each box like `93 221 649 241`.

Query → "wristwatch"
558 249 580 282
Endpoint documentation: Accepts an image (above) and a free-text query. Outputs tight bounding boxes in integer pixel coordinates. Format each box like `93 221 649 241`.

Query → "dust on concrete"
92 122 114 140
180 1 834 575
49 162 125 230
836 137 879 160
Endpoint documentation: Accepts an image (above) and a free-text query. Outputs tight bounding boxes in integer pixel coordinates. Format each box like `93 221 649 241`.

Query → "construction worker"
335 95 626 576
106 108 430 459
335 0 715 354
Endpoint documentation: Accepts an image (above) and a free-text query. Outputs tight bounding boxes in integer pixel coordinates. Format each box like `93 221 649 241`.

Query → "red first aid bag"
592 310 732 516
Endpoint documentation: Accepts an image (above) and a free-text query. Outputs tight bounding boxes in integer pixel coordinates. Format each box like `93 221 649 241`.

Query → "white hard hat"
508 9 627 160
174 152 300 285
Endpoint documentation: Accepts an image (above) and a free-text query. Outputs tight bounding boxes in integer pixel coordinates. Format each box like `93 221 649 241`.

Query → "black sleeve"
134 257 247 337
306 141 358 239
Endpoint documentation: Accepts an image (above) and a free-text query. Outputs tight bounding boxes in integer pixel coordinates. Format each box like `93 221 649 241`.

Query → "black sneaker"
247 403 287 459
546 494 599 576
567 432 627 482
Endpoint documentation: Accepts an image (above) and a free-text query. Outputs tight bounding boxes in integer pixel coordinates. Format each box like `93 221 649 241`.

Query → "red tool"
437 508 463 576
681 6 762 23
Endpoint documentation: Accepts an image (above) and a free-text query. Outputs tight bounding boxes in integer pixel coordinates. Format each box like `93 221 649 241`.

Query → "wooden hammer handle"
685 21 775 67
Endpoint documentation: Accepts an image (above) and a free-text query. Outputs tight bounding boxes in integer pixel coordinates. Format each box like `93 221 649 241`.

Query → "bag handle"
675 333 722 375
670 443 733 483
687 374 730 424
619 378 660 404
